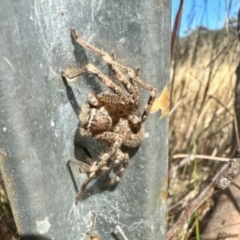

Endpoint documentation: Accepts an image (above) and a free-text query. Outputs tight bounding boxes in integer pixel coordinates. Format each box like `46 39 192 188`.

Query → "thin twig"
166 154 240 240
170 36 237 116
172 154 229 162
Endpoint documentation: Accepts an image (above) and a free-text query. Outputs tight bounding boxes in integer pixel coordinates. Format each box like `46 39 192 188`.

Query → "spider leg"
74 132 123 201
67 158 96 203
127 86 157 127
92 132 123 170
88 129 125 176
107 56 158 114
67 158 91 173
102 150 129 188
70 28 137 104
130 69 140 108
116 64 156 92
115 64 159 115
75 177 94 202
67 28 157 107
75 158 114 202
140 87 157 123
125 68 159 118
62 64 128 103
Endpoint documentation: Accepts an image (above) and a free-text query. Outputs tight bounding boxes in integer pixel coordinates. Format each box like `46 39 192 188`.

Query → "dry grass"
0 174 17 240
171 28 237 154
168 26 239 238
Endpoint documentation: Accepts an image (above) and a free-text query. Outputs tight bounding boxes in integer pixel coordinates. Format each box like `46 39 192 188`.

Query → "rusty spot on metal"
158 189 168 203
156 179 168 204
90 233 101 240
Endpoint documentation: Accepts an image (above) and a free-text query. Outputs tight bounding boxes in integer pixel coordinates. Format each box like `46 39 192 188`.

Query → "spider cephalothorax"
62 28 157 202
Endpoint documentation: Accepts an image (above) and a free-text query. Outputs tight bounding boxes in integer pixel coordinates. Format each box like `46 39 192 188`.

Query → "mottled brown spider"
62 28 157 202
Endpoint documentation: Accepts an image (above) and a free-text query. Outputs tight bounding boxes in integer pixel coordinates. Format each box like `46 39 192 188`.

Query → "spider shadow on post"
61 28 157 203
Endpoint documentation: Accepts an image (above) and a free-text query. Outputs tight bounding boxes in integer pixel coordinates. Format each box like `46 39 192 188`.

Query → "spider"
62 28 157 202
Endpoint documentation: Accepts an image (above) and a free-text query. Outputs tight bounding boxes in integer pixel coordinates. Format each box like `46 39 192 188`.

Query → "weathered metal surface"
0 0 170 239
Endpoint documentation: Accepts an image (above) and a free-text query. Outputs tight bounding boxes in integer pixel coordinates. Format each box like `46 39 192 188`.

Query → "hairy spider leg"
125 87 156 126
116 62 156 92
125 87 157 132
67 158 91 173
75 177 92 203
130 68 140 107
74 131 124 200
68 28 157 110
61 64 127 104
70 28 138 105
93 132 124 169
67 158 93 203
140 88 158 123
115 62 159 104
111 62 159 123
108 55 140 108
74 156 113 202
102 150 129 188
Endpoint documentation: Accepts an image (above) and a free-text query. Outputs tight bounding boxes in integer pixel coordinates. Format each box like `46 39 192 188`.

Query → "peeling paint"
50 119 55 128
2 126 7 133
150 86 170 119
36 217 51 234
156 178 168 205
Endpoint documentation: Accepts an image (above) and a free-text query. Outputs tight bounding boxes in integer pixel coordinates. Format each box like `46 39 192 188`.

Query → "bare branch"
166 155 240 240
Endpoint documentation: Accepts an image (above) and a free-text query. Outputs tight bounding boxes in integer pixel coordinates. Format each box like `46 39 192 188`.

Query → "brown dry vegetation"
171 27 237 155
0 175 17 239
168 26 239 239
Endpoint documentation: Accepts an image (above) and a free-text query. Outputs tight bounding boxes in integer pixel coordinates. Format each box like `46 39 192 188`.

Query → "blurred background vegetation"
169 0 240 239
1 0 240 239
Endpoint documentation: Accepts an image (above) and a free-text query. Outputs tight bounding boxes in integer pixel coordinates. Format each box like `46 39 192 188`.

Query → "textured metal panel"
0 0 170 239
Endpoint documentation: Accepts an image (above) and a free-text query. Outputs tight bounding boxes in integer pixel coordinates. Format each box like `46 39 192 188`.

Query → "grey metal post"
0 1 170 239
